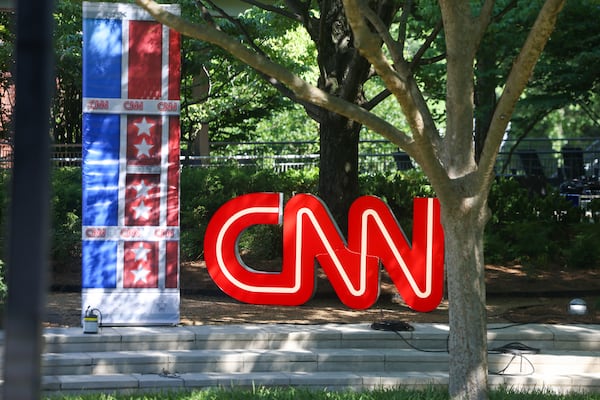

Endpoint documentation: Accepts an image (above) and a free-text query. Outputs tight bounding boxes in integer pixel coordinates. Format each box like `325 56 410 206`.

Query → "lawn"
47 386 599 400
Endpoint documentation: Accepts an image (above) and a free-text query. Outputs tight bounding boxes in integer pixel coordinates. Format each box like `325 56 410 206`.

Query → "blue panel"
82 113 120 226
82 167 119 226
82 240 117 288
83 18 122 98
82 113 120 160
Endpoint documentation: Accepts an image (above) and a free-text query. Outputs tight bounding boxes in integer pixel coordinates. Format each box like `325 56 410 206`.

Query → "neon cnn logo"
204 193 444 312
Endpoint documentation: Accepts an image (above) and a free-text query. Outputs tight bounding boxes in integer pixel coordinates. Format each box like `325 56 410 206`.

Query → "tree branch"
135 0 412 149
409 19 443 71
356 0 403 67
578 100 600 128
492 0 519 23
479 0 567 189
342 0 443 177
238 0 300 22
237 0 319 40
363 88 391 111
499 109 551 174
201 0 323 119
474 0 495 45
438 1 479 174
283 0 310 24
396 0 412 53
194 0 220 28
417 53 446 66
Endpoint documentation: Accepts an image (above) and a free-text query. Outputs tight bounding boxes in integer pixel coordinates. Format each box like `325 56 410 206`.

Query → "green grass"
45 386 599 400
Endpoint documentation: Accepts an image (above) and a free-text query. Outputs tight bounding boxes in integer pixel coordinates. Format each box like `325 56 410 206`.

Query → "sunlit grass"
45 386 599 400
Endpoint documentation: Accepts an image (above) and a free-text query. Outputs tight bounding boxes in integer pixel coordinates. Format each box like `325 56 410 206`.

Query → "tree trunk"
474 45 497 163
442 200 490 400
315 0 371 232
318 113 360 232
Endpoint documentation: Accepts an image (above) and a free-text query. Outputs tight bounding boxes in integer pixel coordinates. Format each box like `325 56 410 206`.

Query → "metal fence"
0 140 12 168
183 138 600 183
2 138 599 185
181 139 415 173
496 137 600 183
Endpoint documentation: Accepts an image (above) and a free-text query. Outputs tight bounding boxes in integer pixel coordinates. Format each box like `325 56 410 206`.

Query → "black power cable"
369 319 542 372
370 320 448 353
489 342 540 376
371 320 414 332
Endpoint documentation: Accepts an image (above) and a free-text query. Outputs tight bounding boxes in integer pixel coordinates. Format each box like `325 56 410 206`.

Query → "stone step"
42 323 600 353
41 347 600 376
41 371 600 397
12 323 600 396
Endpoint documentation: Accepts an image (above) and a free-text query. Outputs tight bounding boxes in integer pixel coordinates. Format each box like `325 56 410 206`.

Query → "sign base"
82 288 180 326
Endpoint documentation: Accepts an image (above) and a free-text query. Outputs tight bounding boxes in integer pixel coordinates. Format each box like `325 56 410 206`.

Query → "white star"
131 243 151 262
134 117 154 136
132 200 151 220
131 264 151 284
134 138 154 158
130 179 153 199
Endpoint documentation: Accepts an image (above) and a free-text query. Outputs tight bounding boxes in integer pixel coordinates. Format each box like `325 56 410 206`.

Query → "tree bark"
442 197 490 400
474 45 498 163
314 0 383 232
318 113 360 231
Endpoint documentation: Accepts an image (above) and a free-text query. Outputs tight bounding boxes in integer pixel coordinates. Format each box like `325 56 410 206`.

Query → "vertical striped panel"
82 2 180 325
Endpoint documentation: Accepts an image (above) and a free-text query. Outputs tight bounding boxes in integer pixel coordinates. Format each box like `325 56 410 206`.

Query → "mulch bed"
43 261 600 327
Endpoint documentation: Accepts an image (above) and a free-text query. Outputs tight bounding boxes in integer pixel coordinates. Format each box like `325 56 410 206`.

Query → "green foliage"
507 0 600 141
3 167 598 274
52 0 84 143
486 177 600 269
488 178 583 225
486 221 561 267
51 167 82 272
0 170 9 251
179 166 318 260
24 0 597 152
11 0 596 151
253 103 320 144
563 224 600 270
238 224 283 261
0 11 14 140
0 259 7 305
180 5 315 146
360 170 435 231
8 0 315 147
0 171 9 302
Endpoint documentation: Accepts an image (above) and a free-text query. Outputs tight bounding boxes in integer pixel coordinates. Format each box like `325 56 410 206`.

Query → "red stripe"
125 174 161 227
126 115 161 166
168 29 181 100
166 241 179 288
167 116 180 226
123 241 159 288
122 18 180 291
128 21 162 99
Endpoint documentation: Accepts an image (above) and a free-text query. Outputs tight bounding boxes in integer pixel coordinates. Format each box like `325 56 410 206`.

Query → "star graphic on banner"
134 138 154 158
130 179 153 199
132 200 151 220
131 264 151 284
134 117 154 136
131 243 151 262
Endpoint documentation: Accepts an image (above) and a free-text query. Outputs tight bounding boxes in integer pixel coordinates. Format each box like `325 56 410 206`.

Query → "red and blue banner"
81 2 181 325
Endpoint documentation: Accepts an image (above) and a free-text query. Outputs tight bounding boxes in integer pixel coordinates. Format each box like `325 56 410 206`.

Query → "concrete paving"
3 323 600 396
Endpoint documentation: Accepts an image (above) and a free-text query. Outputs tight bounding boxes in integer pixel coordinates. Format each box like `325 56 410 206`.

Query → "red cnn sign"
204 193 444 312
